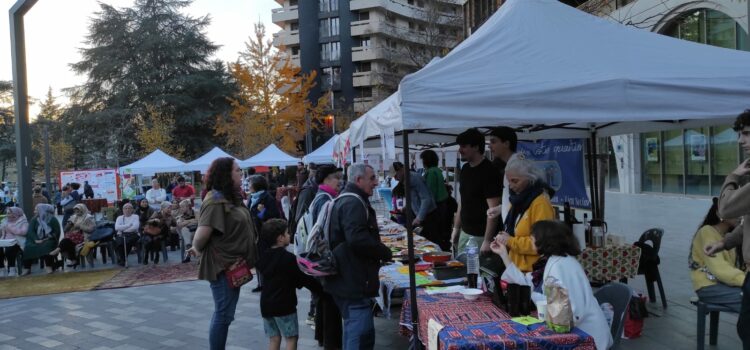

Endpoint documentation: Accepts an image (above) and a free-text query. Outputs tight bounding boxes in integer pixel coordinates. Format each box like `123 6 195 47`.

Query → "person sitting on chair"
176 200 198 263
0 207 28 277
50 204 95 268
151 201 177 251
113 203 140 266
22 204 61 275
690 197 745 313
135 198 154 229
141 219 164 265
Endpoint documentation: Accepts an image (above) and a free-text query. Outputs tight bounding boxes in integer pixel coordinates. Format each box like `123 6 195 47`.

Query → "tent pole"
586 138 598 219
591 131 600 219
402 131 422 350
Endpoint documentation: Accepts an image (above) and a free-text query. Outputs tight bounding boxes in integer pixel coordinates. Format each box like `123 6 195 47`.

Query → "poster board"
59 169 120 204
517 139 590 209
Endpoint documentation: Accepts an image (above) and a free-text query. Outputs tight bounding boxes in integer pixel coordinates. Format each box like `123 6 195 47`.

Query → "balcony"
353 71 399 88
272 7 299 25
272 30 300 47
352 46 381 61
350 20 375 36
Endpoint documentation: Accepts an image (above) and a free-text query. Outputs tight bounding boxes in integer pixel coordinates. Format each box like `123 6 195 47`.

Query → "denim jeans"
333 297 375 350
208 272 241 350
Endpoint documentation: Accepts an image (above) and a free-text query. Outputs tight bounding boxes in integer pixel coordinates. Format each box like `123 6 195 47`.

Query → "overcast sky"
1 0 279 117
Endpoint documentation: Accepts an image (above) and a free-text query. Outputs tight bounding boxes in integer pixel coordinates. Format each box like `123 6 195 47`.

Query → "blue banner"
516 139 590 209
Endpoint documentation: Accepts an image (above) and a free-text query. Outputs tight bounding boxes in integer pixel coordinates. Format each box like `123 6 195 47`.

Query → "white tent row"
303 135 339 164
241 144 301 167
119 149 186 176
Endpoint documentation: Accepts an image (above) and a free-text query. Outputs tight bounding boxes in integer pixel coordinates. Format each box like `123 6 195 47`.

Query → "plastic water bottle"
466 239 480 288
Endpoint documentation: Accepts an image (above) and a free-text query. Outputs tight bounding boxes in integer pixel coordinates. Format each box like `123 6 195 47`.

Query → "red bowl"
422 252 451 263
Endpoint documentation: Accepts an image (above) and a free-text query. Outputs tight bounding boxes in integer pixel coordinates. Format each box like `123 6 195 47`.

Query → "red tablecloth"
578 244 642 282
400 290 596 350
81 198 108 213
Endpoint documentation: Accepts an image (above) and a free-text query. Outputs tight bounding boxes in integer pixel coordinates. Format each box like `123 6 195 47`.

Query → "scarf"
503 182 544 236
250 190 266 209
70 203 92 229
2 207 27 239
35 203 56 240
318 184 338 197
531 255 549 291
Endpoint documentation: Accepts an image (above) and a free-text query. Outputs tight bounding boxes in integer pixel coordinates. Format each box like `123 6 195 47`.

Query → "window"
355 62 371 73
409 22 415 30
711 126 739 195
290 21 299 31
291 46 300 55
319 0 338 12
357 87 373 98
356 11 370 21
641 132 662 192
408 0 414 4
359 36 371 47
320 42 341 61
662 9 748 50
417 0 424 7
290 0 298 6
319 18 340 37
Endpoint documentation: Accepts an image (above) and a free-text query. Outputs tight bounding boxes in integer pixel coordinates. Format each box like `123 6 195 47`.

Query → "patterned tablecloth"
400 290 596 350
578 244 642 282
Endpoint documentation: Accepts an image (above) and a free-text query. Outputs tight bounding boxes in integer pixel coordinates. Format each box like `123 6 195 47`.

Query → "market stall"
240 144 301 168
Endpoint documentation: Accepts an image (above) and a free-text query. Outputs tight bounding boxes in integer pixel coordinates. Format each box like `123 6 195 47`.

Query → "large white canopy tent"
240 144 301 167
370 0 750 344
171 147 238 174
119 149 186 176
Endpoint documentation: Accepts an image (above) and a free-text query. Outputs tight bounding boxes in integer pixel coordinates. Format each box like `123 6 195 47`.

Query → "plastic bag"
543 276 574 333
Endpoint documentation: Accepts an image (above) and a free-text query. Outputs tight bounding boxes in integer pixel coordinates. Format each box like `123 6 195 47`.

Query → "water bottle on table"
465 239 479 289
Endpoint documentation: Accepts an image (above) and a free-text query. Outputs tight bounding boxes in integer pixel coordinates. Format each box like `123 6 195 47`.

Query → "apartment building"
272 0 463 114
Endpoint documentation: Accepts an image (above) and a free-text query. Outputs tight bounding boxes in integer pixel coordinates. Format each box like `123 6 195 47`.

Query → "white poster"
59 169 120 204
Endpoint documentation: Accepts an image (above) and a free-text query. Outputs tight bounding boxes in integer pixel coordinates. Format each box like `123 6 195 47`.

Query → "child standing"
257 219 322 350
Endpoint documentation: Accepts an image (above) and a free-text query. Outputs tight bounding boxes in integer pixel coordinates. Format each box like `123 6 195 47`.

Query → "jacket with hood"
257 246 321 318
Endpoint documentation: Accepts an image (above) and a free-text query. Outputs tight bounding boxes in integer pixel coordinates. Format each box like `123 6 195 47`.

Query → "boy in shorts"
257 218 322 350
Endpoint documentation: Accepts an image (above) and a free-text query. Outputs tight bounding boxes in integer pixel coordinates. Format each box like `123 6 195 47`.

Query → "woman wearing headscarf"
135 198 155 229
488 157 555 272
23 204 61 275
0 207 28 277
50 203 96 267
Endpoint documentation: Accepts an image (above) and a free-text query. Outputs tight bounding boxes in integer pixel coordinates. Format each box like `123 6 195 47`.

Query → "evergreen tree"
67 0 233 166
0 81 15 181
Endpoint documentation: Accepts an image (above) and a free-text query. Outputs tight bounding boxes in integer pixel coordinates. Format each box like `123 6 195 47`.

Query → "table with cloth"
400 290 596 350
81 198 108 213
376 216 465 317
578 244 642 282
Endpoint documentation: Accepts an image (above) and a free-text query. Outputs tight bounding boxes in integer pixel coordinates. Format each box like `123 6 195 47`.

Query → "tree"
31 88 65 177
66 0 233 167
216 23 329 157
0 81 15 181
136 105 184 158
397 1 464 68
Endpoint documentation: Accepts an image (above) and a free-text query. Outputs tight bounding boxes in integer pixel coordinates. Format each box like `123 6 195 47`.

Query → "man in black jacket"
325 163 391 350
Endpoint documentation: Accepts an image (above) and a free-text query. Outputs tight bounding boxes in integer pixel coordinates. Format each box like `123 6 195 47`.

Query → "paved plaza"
0 191 745 349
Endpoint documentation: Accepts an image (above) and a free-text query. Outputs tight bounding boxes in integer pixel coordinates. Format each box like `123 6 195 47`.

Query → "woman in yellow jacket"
488 157 554 272
689 197 745 312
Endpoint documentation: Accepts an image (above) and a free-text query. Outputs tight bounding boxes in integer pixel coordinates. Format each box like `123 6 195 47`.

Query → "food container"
459 288 483 300
422 251 452 263
433 264 467 280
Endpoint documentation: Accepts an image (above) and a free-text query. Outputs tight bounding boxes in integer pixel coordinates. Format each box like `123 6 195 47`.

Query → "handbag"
66 230 85 245
225 258 253 288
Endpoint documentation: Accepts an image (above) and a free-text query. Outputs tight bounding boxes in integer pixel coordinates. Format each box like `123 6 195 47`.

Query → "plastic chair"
636 228 667 309
594 282 632 346
690 297 737 350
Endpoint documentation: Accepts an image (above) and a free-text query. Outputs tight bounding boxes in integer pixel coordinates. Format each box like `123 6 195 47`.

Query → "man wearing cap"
704 110 750 350
391 162 441 248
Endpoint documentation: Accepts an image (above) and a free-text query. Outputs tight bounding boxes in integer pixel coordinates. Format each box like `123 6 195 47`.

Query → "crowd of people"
3 113 750 350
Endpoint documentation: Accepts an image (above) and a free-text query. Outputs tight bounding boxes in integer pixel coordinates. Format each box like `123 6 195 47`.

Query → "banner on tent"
60 169 120 204
517 139 590 209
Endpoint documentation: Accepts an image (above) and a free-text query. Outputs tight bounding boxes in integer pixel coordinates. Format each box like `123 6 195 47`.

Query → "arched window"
661 8 747 50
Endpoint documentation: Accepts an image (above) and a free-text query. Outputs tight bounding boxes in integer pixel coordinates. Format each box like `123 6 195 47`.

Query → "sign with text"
59 169 120 204
517 139 590 209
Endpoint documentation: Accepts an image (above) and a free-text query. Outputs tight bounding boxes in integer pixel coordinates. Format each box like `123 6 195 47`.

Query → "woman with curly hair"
186 157 257 350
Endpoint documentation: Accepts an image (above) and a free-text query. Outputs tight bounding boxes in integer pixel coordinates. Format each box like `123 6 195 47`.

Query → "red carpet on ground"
95 261 199 290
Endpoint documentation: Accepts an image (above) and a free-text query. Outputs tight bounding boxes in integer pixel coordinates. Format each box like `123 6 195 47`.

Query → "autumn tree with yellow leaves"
216 22 329 157
136 105 184 158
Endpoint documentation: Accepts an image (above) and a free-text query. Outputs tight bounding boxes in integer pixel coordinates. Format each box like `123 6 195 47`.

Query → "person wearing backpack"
306 165 344 349
325 163 392 350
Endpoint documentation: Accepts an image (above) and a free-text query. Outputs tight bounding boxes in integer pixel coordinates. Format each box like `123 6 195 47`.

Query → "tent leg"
586 137 598 219
402 131 422 350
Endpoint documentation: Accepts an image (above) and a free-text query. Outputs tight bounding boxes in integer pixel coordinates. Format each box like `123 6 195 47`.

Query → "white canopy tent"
303 135 339 164
119 149 186 176
240 144 301 167
398 0 750 136
171 147 238 174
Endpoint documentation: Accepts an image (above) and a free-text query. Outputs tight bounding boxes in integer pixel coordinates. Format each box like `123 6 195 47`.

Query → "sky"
0 0 280 117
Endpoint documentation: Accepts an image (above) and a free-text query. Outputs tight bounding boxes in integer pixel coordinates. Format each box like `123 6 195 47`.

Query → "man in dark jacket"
83 181 95 199
325 163 391 350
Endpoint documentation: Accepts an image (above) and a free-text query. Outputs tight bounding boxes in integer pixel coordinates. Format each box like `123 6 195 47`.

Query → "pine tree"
67 0 233 166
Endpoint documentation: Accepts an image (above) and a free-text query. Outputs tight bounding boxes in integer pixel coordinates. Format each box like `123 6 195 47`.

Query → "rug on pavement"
95 261 199 290
0 268 121 299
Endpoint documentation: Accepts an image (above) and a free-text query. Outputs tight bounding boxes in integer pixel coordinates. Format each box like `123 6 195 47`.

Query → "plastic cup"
535 300 547 321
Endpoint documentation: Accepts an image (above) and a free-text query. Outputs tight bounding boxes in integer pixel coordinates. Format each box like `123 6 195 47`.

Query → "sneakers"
305 316 315 325
7 267 17 277
251 286 262 293
45 266 54 274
